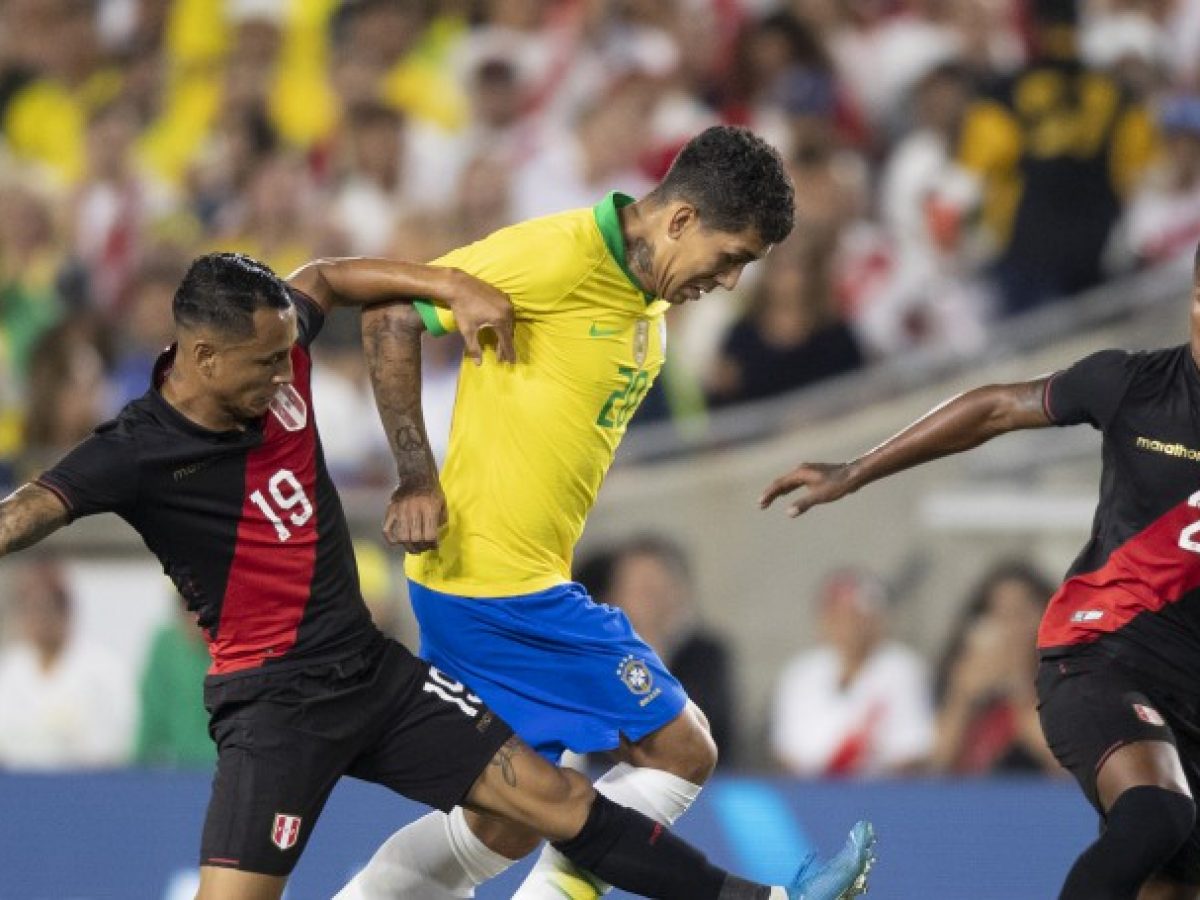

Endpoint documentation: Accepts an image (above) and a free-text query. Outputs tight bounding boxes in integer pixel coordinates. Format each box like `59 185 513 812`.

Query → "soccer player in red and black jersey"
0 252 865 900
761 243 1200 900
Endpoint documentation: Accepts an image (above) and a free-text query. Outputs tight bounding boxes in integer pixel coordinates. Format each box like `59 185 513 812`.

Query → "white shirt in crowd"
771 641 935 778
0 639 137 770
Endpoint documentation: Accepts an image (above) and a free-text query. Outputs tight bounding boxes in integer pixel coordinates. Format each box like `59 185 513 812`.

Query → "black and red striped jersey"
37 289 377 678
1037 344 1200 690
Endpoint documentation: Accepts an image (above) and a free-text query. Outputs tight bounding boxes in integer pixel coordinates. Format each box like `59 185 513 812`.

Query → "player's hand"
446 269 517 366
759 462 855 518
382 484 447 554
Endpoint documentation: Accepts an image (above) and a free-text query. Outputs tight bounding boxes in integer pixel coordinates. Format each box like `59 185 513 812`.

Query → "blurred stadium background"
1 0 1199 896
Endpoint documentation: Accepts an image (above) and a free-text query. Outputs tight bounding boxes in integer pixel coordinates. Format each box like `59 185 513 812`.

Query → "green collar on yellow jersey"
593 191 656 305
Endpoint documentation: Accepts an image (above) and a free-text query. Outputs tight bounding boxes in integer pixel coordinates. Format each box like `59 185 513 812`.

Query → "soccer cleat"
787 820 876 900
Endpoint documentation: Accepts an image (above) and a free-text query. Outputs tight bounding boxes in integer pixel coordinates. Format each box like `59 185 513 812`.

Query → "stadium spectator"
510 73 660 222
931 560 1060 775
330 102 408 257
604 535 740 767
770 568 935 778
955 0 1158 315
1126 93 1200 266
0 559 136 769
108 251 188 408
0 0 1195 491
0 178 63 378
864 60 989 358
135 604 214 770
68 99 170 315
707 230 864 407
20 319 111 476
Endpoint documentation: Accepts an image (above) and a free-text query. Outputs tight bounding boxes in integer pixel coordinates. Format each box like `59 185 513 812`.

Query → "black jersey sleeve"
288 286 326 348
35 422 139 520
1043 349 1136 430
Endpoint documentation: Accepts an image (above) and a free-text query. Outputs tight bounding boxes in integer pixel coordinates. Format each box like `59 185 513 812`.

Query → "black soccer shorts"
1037 648 1200 883
199 636 513 875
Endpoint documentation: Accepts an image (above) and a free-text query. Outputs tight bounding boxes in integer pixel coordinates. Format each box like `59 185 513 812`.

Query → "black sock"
1059 786 1195 900
552 794 772 900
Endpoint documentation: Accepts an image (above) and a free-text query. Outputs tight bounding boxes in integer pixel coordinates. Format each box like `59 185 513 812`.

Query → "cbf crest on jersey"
633 320 649 367
617 654 653 695
271 813 302 850
269 384 308 432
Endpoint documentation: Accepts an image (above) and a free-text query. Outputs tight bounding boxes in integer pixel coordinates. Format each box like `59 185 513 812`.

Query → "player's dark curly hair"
174 252 292 338
649 126 795 245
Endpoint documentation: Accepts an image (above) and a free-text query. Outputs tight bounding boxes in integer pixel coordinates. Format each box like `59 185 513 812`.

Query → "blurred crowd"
1 0 1200 489
0 539 1063 778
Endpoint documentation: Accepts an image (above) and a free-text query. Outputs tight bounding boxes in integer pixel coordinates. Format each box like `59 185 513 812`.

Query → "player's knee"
1111 786 1195 860
467 811 543 861
677 717 718 784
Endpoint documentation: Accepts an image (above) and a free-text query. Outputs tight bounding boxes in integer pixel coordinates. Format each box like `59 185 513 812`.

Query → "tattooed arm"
288 257 515 365
760 379 1054 518
0 485 70 558
362 302 445 554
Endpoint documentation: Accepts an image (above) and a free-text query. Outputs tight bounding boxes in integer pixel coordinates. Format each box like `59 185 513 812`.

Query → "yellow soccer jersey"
406 192 669 596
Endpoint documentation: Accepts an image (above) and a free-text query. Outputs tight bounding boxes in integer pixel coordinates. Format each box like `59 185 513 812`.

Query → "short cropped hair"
650 126 795 245
173 252 292 338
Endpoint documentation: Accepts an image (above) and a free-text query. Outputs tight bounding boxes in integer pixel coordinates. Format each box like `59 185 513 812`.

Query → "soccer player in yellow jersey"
337 127 875 900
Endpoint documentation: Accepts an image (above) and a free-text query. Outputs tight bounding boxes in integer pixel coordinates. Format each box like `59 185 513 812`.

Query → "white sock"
510 763 704 899
334 808 515 900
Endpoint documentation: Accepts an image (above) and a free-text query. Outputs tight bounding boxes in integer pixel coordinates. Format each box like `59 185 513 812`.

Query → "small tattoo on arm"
490 736 522 788
394 426 424 452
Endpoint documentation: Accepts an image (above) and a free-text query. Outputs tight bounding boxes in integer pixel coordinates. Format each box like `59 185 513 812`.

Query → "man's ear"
192 338 217 377
666 202 699 241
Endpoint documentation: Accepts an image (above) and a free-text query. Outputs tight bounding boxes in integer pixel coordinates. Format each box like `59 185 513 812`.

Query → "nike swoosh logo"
589 323 621 337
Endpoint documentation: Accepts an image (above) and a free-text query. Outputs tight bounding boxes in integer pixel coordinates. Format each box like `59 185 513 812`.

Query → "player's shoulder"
484 208 605 269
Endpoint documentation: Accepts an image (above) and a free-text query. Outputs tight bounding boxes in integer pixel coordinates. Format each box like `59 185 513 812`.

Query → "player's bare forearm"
289 257 516 364
288 257 462 312
845 379 1052 490
362 303 438 490
762 379 1052 515
0 484 69 557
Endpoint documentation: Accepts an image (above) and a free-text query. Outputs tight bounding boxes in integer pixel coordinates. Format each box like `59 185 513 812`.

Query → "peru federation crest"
269 384 308 432
271 813 303 851
617 654 654 695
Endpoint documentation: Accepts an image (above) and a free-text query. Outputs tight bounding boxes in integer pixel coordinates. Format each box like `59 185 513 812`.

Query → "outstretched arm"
362 302 444 554
0 484 70 557
761 378 1052 517
287 257 515 364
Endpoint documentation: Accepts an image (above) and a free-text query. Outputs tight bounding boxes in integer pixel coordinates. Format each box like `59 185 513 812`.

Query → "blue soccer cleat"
787 820 876 900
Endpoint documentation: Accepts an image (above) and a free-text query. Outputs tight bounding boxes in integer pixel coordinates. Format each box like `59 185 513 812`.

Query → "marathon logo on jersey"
617 655 661 706
269 384 308 432
271 813 302 851
1071 610 1105 623
1134 704 1166 726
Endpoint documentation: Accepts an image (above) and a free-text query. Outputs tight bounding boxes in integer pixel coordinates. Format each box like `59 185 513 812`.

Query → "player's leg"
515 703 715 898
1057 740 1195 899
1140 879 1200 899
358 581 716 899
338 651 874 900
1039 653 1195 900
200 650 382 899
463 733 875 900
195 867 287 900
1137 725 1200 900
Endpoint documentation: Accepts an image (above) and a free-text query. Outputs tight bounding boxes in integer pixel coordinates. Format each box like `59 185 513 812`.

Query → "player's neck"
618 201 658 296
160 369 247 433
